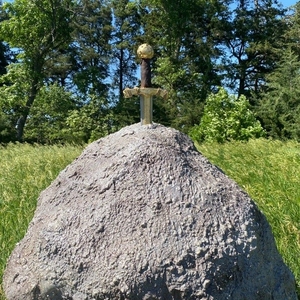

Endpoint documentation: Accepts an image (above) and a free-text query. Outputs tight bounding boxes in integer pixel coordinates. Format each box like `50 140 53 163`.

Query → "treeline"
0 0 299 144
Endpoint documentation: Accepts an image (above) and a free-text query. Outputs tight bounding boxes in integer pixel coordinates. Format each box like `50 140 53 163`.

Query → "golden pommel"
137 43 154 59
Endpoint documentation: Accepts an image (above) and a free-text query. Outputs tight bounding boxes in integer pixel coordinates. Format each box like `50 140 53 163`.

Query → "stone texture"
3 123 297 300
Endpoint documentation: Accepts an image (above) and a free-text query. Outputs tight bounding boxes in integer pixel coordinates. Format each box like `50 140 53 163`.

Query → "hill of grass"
0 139 299 298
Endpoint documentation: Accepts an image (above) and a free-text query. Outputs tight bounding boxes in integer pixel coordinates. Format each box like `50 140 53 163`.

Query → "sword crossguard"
123 87 168 99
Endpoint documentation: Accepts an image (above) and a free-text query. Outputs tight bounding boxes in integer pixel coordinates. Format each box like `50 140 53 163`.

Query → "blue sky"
281 0 298 8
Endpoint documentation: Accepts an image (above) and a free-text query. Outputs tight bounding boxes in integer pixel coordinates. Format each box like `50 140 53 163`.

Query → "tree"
24 83 77 143
255 3 300 141
0 110 16 143
69 0 112 101
64 0 116 141
110 0 141 100
282 2 300 58
190 87 265 143
65 96 114 143
220 0 287 99
257 48 300 141
0 4 16 85
0 39 16 143
0 4 9 77
0 41 8 77
106 0 144 130
0 0 74 141
139 0 229 131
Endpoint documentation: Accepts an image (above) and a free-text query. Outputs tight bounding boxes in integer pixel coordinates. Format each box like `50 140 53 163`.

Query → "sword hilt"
123 44 168 125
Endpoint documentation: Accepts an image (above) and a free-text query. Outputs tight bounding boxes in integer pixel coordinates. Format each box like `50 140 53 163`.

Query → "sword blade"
140 94 153 125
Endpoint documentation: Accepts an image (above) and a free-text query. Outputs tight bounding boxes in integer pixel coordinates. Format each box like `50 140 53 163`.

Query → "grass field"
0 140 299 298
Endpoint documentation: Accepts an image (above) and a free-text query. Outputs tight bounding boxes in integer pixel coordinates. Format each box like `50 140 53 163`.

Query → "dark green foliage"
254 2 300 141
257 48 300 141
283 2 300 54
220 0 286 99
69 0 112 101
140 0 227 131
0 0 75 142
0 4 11 78
0 42 8 77
110 0 141 101
0 110 16 143
24 84 77 144
65 97 115 143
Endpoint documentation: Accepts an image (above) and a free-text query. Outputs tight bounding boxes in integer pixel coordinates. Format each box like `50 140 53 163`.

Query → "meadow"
0 140 299 298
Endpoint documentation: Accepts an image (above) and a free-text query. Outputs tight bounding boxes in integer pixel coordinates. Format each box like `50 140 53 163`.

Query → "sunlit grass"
197 139 300 296
0 143 83 300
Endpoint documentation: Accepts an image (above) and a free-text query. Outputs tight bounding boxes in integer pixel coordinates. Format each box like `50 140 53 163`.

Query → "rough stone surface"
4 123 297 300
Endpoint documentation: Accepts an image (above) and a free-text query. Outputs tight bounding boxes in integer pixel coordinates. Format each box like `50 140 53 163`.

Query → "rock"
3 123 297 300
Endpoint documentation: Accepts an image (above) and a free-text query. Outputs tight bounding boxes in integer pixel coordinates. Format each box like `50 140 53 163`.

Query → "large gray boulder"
3 123 297 300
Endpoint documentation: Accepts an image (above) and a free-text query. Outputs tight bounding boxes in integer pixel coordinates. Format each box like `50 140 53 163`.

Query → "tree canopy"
0 0 298 144
0 0 75 141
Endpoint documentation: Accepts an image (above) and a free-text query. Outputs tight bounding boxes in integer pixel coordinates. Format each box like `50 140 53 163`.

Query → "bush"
189 88 265 143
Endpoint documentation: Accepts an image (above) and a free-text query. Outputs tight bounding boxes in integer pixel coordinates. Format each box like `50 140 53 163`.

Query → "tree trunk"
16 77 39 142
119 47 123 101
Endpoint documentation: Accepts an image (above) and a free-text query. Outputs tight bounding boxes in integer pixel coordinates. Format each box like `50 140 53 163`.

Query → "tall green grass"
0 143 83 299
197 139 300 296
0 140 299 298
